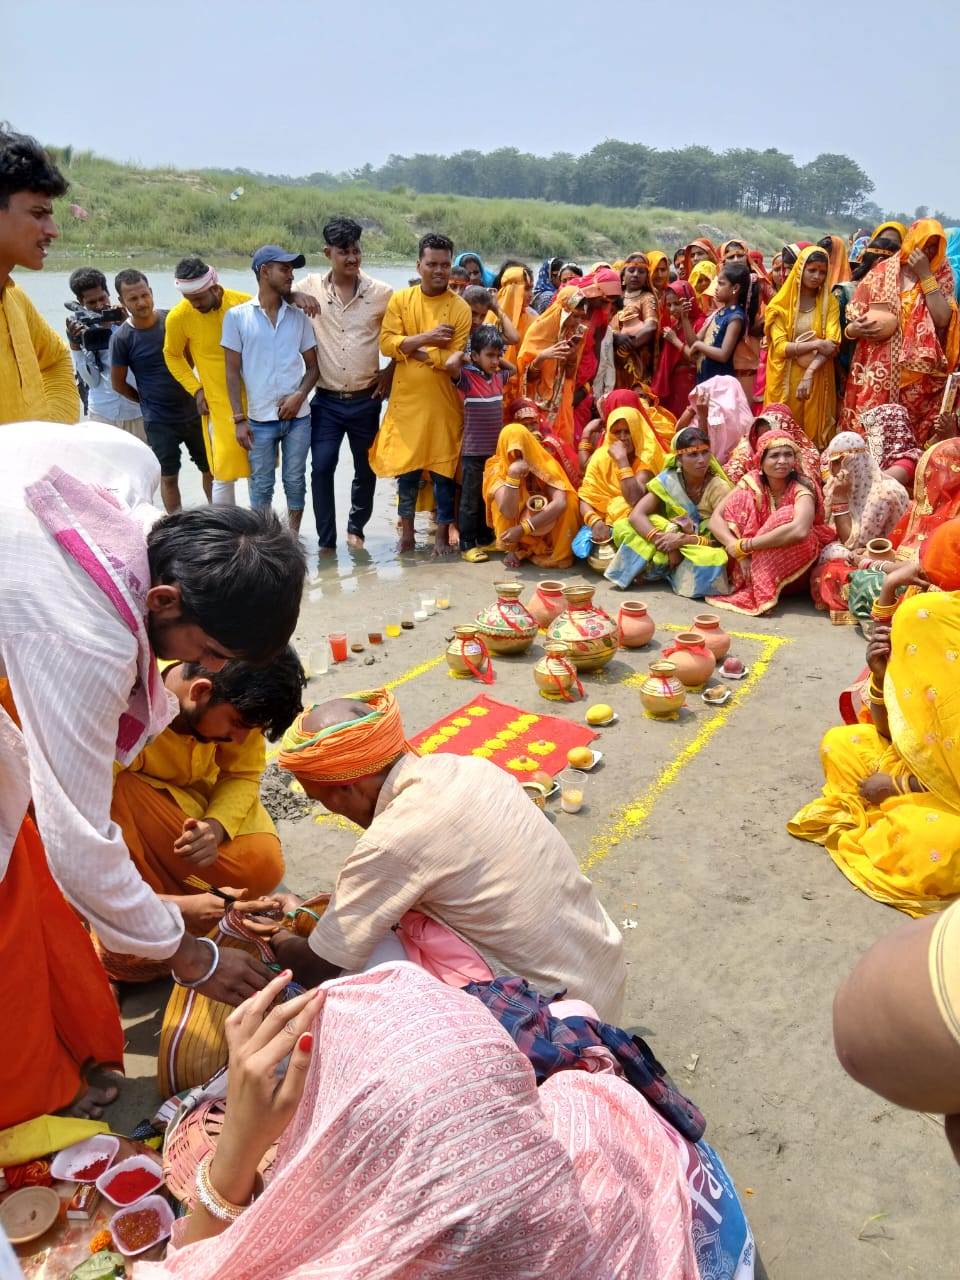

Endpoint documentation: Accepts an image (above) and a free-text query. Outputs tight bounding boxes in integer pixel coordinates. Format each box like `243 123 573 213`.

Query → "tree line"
220 140 881 223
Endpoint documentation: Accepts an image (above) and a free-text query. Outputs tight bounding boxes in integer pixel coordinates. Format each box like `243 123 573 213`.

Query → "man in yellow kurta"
0 128 80 425
163 258 252 503
371 233 471 556
103 650 304 981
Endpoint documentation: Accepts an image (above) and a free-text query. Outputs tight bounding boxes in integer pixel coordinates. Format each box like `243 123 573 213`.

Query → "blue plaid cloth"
464 976 706 1142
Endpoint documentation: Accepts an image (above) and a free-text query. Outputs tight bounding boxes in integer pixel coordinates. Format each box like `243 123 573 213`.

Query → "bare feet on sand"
503 552 522 568
397 517 417 554
346 532 364 549
58 1066 122 1120
431 525 458 558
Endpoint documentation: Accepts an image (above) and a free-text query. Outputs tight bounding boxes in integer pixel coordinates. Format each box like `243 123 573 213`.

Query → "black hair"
68 267 107 300
548 256 564 275
674 426 711 452
147 507 306 664
492 258 532 289
180 645 305 741
173 256 209 280
450 264 469 280
781 245 798 271
759 438 814 495
852 235 901 282
816 236 833 252
462 284 492 309
673 247 686 265
559 261 583 278
718 261 759 327
803 248 829 271
418 232 454 259
323 215 363 248
115 268 149 297
470 324 505 354
0 128 68 208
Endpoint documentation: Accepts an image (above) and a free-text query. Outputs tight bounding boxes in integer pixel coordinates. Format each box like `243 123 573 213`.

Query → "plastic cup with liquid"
308 638 330 676
435 583 451 609
385 609 402 638
329 632 349 662
367 617 384 645
559 769 587 814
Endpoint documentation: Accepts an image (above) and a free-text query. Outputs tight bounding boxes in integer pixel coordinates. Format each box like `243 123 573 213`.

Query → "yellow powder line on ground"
580 632 791 873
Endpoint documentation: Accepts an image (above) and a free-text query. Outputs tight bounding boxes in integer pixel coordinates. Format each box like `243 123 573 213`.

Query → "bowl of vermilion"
50 1134 120 1183
96 1154 163 1207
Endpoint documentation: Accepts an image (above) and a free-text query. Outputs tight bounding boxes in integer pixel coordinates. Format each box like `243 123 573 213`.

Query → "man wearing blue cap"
222 246 319 533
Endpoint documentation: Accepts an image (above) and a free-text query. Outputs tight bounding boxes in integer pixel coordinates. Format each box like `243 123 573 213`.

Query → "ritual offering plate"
50 1134 120 1184
581 750 604 770
719 657 750 680
0 1186 60 1243
110 1193 174 1256
97 1154 163 1206
701 686 732 706
587 711 618 727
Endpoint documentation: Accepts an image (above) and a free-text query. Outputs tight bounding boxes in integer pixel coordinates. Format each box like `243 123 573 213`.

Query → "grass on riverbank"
47 148 836 265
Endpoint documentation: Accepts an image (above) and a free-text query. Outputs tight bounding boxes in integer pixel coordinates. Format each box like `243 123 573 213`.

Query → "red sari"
651 282 704 419
840 219 960 444
707 431 834 616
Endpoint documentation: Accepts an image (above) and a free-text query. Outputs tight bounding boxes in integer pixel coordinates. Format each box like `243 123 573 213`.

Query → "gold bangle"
520 518 534 536
921 277 939 294
502 477 521 488
617 467 634 479
584 511 602 528
195 1155 260 1222
871 601 898 619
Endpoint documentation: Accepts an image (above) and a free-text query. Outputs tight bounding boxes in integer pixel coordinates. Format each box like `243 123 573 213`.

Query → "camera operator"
66 268 146 441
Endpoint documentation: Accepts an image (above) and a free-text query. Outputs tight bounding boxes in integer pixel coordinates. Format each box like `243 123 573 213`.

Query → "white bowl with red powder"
50 1134 120 1183
96 1154 163 1207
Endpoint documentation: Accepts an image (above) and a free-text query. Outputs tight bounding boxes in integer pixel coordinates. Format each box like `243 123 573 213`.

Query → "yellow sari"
579 407 665 524
483 424 581 568
788 591 960 915
688 261 717 314
763 246 842 449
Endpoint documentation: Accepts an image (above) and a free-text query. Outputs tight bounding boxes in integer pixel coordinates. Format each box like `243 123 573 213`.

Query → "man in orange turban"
269 689 627 1021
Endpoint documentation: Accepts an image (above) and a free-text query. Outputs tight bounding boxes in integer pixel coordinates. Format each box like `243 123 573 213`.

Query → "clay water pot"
533 642 582 701
587 534 616 575
865 538 895 563
526 580 567 629
545 584 619 672
689 612 731 661
474 581 538 655
639 661 686 718
662 631 716 689
617 600 655 648
445 625 492 681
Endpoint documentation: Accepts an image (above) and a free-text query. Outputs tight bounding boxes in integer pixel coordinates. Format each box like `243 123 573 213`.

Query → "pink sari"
707 431 834 616
140 965 700 1280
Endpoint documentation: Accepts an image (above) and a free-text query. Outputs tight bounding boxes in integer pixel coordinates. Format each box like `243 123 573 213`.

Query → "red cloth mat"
410 694 597 779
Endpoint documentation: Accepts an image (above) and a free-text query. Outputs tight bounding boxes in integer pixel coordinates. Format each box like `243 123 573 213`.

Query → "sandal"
461 547 489 563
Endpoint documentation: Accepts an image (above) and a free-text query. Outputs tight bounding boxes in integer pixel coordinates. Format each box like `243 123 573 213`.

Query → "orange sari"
518 288 590 447
840 219 960 443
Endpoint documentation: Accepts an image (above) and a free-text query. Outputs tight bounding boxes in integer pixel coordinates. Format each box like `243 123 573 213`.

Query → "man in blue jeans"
222 246 319 533
297 217 393 553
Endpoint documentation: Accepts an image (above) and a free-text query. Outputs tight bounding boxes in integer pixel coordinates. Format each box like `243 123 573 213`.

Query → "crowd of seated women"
468 221 960 623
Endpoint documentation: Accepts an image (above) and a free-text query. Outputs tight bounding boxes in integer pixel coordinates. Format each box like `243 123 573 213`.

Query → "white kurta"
0 421 184 958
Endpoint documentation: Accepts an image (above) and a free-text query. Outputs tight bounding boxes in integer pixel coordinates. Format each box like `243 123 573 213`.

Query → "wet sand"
110 469 956 1279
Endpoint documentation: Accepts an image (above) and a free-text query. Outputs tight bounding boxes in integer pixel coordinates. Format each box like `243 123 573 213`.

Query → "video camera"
65 301 124 353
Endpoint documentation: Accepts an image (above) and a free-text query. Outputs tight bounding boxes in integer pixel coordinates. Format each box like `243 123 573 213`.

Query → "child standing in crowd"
691 262 755 383
446 324 515 561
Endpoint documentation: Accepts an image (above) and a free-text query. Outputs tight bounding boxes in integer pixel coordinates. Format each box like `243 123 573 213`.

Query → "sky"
5 0 959 217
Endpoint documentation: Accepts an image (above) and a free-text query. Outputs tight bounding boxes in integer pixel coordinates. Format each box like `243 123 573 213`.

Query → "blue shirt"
111 311 198 424
74 338 142 422
220 297 317 422
696 305 746 383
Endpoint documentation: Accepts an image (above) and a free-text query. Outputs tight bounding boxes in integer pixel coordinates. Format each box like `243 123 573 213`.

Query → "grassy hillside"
46 148 838 265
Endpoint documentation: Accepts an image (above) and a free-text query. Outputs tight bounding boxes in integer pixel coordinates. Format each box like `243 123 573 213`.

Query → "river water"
18 262 426 583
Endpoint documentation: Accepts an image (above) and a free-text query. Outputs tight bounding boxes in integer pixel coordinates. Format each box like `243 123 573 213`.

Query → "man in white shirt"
296 217 393 552
0 422 305 1125
222 246 319 534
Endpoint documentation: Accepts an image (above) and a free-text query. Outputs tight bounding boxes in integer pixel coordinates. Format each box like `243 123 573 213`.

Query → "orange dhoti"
99 771 284 982
0 814 124 1130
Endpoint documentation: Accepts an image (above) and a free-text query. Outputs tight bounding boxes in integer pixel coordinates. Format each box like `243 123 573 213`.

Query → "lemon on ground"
586 703 613 725
567 746 594 769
